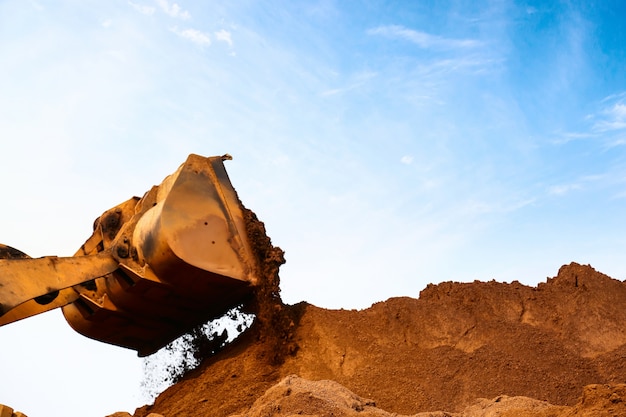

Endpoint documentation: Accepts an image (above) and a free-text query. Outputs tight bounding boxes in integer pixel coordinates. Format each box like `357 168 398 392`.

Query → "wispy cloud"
427 56 500 75
128 1 155 15
319 71 377 97
319 88 343 97
171 27 211 46
131 1 221 49
214 29 233 47
547 173 607 197
551 93 626 145
400 155 414 165
594 99 626 132
526 6 538 15
367 25 481 49
548 183 582 196
459 197 536 216
551 130 597 145
156 0 190 19
606 135 626 148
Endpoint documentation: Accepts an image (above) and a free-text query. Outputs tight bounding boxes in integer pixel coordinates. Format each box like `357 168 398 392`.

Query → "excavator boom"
0 154 260 356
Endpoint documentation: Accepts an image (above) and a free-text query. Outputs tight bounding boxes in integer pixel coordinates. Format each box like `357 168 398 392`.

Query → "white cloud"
128 1 155 15
320 88 342 97
548 183 582 196
156 0 190 19
215 29 233 47
319 71 378 98
101 19 113 28
556 93 626 146
550 130 597 145
428 57 499 75
28 0 44 11
607 135 626 147
400 155 414 165
367 25 481 49
599 103 626 131
459 197 536 216
461 199 494 215
593 94 626 132
171 26 211 46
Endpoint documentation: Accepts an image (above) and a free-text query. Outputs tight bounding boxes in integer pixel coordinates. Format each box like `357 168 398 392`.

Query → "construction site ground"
132 261 626 417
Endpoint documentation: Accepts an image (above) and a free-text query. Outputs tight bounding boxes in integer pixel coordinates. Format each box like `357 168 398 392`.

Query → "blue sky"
1 1 626 416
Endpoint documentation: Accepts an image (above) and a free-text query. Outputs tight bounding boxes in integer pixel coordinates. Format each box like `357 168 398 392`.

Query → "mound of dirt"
126 202 626 417
229 375 626 417
133 261 626 417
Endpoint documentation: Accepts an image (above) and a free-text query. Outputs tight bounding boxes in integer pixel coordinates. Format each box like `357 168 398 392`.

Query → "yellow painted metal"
0 253 118 316
0 404 17 417
0 154 260 356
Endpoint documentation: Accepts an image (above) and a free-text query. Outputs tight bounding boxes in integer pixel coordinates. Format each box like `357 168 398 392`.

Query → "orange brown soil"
133 212 626 417
133 261 626 417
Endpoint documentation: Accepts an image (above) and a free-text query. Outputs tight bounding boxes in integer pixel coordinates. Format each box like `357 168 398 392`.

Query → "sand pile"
120 205 626 417
132 254 626 417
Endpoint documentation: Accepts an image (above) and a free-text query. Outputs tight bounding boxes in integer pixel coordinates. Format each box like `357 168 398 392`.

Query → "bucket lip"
133 154 260 285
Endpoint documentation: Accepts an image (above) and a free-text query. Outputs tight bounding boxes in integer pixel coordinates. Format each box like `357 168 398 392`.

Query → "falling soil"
133 210 626 417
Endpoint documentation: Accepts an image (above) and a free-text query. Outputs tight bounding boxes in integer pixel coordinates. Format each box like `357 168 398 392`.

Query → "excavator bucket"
0 154 260 356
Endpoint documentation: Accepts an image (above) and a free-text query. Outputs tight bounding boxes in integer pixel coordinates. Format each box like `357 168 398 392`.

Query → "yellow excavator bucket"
0 154 260 356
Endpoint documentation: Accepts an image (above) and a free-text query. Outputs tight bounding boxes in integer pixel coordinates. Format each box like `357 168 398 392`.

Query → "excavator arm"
0 154 260 356
0 250 118 325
